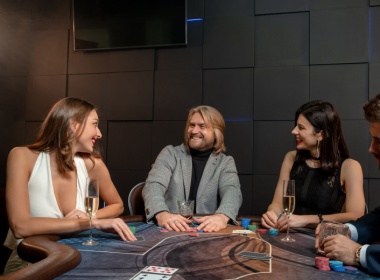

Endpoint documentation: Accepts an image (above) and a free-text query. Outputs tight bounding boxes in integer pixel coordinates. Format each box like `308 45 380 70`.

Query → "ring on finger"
174 220 179 223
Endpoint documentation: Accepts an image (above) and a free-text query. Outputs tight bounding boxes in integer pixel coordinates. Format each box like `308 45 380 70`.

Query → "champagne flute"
281 179 296 242
83 178 99 246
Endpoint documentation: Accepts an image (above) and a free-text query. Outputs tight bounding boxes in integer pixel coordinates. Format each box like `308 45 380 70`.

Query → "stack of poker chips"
329 260 345 272
240 218 251 229
129 226 136 235
269 228 279 236
315 256 330 271
247 225 257 231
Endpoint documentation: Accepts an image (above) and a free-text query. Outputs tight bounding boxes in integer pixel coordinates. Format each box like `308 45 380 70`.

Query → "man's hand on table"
92 218 137 242
156 211 192 232
319 234 360 266
193 214 229 232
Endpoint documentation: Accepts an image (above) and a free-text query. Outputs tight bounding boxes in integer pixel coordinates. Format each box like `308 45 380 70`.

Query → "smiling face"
292 114 322 156
187 112 215 151
72 109 102 154
369 122 380 166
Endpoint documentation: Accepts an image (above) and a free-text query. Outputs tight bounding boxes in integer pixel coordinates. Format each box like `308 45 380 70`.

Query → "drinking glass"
83 178 99 246
317 221 349 254
281 179 296 242
177 200 194 220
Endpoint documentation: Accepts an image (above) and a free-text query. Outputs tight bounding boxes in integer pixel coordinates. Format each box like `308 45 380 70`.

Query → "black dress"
290 160 346 215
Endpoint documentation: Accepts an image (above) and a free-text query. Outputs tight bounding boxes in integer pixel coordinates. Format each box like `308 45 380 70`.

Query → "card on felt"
232 230 255 234
142 266 178 275
135 236 145 241
130 272 172 280
238 251 271 260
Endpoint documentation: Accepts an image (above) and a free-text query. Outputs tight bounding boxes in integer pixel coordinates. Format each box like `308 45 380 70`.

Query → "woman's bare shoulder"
8 147 38 160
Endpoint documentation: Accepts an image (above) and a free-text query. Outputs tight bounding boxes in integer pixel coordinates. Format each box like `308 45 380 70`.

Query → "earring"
316 140 320 158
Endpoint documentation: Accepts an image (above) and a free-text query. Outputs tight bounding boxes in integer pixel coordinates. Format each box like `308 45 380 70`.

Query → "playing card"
130 271 172 280
136 236 145 241
238 251 271 260
141 266 178 275
232 230 255 234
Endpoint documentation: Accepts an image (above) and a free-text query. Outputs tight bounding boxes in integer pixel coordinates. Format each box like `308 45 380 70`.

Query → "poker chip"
257 229 267 233
315 256 330 271
241 218 251 228
129 226 136 234
329 260 345 272
160 229 169 233
269 228 279 236
344 266 358 271
189 233 199 237
247 225 257 230
331 265 345 272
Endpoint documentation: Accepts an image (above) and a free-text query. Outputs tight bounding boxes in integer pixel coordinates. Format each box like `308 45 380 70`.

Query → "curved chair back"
128 182 145 215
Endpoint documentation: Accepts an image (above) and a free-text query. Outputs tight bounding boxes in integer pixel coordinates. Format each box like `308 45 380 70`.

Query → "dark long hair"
295 100 349 173
27 97 102 173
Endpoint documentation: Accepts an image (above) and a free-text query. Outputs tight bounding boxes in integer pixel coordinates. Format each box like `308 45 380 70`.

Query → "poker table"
16 217 379 280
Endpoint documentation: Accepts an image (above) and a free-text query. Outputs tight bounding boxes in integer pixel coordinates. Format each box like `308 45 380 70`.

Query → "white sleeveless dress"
3 152 88 274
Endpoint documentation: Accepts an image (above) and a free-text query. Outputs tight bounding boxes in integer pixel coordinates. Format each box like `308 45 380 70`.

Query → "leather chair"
128 182 145 216
0 188 12 274
0 187 81 279
0 235 81 280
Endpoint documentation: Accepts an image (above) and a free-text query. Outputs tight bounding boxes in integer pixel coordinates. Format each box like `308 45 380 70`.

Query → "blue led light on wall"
187 18 204 22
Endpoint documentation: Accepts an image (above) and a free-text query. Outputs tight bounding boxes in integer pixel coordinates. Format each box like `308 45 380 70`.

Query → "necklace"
310 156 320 161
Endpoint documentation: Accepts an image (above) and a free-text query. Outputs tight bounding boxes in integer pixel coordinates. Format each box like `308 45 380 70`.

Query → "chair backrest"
0 188 12 274
128 182 145 215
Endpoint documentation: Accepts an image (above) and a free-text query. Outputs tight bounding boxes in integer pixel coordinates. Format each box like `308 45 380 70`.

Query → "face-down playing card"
238 251 272 260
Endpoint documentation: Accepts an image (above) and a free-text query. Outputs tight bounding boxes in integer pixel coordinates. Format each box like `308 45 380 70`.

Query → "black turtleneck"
189 147 214 209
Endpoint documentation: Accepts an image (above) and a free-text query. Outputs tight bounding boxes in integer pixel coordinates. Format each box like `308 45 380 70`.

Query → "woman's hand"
261 210 279 229
92 218 137 241
64 209 89 220
277 214 307 231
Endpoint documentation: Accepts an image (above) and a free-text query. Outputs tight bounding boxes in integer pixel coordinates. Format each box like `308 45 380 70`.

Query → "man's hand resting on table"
193 214 229 232
156 211 193 232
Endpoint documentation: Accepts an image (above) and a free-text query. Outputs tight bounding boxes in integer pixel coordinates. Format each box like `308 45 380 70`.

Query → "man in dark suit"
317 94 380 276
142 105 242 233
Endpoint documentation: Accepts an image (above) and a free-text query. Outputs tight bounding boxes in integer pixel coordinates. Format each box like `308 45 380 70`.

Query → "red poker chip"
315 256 330 271
257 229 268 233
189 233 199 237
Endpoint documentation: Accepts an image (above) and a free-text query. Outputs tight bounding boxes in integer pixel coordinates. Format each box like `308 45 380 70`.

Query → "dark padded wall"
1 0 380 216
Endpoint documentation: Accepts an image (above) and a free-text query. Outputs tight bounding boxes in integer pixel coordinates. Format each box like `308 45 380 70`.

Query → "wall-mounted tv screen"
72 0 187 51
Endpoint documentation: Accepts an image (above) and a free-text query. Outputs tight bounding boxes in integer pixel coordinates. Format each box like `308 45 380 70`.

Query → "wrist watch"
355 246 363 264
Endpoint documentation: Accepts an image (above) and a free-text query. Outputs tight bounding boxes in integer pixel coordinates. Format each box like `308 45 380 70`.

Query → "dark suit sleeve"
366 245 380 277
350 206 380 276
351 206 380 244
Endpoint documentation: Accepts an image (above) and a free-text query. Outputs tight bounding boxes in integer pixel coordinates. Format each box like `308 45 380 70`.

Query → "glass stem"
89 216 93 240
286 215 290 239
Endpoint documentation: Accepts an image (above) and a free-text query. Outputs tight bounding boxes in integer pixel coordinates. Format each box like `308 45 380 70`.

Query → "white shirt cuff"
346 223 358 241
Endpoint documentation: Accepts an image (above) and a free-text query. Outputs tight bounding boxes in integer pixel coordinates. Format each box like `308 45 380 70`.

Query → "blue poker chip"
331 265 345 272
269 228 279 236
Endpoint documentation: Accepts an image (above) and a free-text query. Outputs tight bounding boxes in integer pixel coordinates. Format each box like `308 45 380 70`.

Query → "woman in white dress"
4 97 136 274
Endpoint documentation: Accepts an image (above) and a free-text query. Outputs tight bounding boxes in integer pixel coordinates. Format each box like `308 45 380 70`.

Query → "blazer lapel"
197 153 219 199
180 145 192 200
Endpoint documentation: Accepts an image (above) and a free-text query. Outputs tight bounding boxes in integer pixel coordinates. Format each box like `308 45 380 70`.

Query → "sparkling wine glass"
83 178 99 246
281 179 296 242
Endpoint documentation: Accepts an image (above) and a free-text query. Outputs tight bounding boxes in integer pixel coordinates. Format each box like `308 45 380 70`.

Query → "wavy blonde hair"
184 105 226 154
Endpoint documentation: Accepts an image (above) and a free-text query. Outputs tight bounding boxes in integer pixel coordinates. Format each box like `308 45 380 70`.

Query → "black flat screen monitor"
72 0 187 51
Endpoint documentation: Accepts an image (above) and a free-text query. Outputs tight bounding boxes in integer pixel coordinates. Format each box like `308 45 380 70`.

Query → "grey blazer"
142 144 242 223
